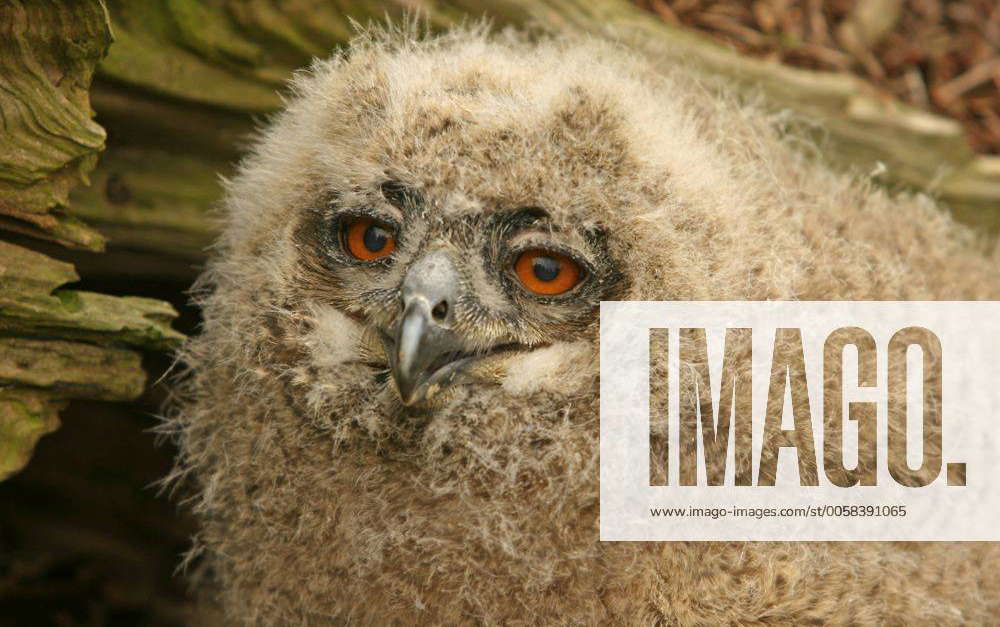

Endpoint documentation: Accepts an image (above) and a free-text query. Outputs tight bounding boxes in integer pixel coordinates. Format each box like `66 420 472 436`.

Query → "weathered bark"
0 0 111 250
0 239 182 479
0 1 183 479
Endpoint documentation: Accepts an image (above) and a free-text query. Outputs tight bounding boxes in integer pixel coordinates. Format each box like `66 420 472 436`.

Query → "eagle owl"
171 25 1000 625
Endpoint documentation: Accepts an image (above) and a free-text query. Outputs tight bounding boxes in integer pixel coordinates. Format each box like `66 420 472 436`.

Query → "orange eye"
343 218 396 261
514 249 582 296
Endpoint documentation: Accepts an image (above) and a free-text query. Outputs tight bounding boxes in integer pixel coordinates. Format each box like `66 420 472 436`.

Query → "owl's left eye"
513 249 583 295
342 217 396 261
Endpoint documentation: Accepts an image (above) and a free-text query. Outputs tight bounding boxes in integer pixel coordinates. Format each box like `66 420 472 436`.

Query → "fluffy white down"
501 341 594 396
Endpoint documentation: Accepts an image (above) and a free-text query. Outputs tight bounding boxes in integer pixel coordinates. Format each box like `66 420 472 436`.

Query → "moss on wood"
69 148 225 260
0 1 183 480
0 338 144 403
0 389 63 481
0 0 112 250
0 240 182 478
0 241 184 350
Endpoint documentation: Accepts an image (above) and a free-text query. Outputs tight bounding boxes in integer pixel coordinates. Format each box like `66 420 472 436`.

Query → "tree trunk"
3 0 998 479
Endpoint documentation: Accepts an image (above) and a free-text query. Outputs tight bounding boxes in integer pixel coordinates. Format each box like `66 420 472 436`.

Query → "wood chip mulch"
632 0 1000 154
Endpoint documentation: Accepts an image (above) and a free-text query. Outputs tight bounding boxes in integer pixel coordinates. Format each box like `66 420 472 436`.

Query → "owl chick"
170 25 1000 625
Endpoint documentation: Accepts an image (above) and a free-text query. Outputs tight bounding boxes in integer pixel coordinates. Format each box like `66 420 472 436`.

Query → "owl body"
172 26 999 625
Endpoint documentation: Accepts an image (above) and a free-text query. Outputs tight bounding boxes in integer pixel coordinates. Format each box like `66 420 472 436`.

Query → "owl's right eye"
342 217 397 261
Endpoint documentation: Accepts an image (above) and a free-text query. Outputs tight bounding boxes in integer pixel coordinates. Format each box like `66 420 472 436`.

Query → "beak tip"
389 298 461 407
394 379 420 406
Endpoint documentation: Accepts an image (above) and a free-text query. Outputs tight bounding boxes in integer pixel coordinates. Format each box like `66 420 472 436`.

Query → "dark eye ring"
342 217 396 261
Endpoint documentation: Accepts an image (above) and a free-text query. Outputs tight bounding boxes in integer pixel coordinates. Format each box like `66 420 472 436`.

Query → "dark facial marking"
292 187 626 346
380 180 423 213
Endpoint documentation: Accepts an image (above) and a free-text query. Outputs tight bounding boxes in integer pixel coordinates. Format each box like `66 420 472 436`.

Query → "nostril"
431 300 449 322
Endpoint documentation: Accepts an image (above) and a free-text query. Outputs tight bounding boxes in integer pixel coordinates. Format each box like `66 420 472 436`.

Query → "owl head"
196 25 778 449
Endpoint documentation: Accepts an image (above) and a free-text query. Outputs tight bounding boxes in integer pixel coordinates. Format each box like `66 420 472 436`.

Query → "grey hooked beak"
387 249 467 406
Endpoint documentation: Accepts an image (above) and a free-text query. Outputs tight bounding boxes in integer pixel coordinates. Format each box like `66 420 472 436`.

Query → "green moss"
0 1 184 483
0 338 145 403
69 146 224 258
166 0 265 66
0 389 63 481
99 24 283 111
0 0 111 251
0 241 185 351
0 1 110 194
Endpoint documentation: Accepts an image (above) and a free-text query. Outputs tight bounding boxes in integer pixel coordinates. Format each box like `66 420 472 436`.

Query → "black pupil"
532 255 561 282
363 224 390 252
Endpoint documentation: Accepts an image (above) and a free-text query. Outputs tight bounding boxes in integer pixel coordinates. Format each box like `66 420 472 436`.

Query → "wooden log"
0 1 183 480
0 0 111 250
